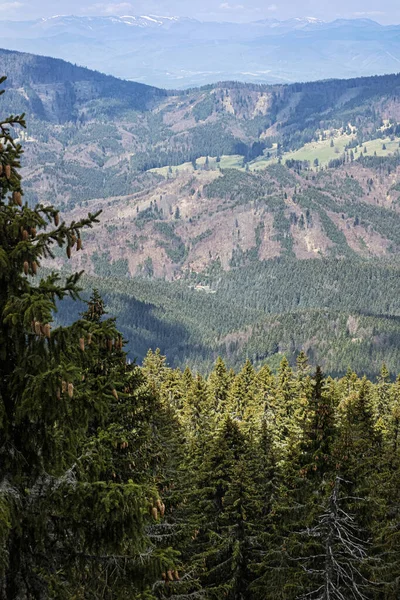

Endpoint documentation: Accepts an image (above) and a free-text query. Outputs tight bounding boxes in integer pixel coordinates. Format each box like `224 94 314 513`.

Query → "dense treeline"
140 349 400 599
55 256 400 375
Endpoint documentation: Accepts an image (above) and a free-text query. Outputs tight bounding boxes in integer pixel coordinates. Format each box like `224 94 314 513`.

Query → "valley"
1 47 400 373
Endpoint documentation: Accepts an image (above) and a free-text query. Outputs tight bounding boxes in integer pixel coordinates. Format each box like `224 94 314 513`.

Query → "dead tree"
296 477 371 600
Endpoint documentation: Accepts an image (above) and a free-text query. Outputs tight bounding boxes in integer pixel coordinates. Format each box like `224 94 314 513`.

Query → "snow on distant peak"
40 15 68 21
140 15 160 23
293 16 325 24
139 15 181 24
303 17 324 23
38 14 183 28
257 16 325 30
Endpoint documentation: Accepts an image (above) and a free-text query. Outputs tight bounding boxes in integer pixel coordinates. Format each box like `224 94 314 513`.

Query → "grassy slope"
149 135 400 176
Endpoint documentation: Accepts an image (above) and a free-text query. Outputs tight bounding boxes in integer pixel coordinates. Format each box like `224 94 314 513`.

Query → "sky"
0 0 399 24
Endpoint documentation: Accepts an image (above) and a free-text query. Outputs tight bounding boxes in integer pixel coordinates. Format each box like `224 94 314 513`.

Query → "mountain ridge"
1 15 399 87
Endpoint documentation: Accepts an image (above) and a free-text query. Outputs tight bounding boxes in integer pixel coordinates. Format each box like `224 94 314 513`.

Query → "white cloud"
85 2 134 15
0 2 24 13
268 4 277 11
220 2 244 11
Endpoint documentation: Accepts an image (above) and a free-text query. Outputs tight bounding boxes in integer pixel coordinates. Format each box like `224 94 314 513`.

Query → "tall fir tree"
0 81 176 598
188 417 259 599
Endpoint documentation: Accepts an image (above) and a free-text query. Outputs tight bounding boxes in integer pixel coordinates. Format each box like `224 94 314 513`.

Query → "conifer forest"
1 58 400 600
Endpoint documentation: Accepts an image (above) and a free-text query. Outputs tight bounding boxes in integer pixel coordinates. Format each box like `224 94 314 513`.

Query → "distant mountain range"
1 15 400 87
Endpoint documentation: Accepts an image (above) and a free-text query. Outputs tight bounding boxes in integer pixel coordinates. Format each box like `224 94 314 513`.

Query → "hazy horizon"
0 0 399 25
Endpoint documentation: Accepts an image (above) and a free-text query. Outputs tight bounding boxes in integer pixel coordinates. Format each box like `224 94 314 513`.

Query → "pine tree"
300 367 336 480
336 377 382 503
275 356 298 447
0 81 175 598
375 363 391 434
253 367 335 599
189 417 259 599
333 377 382 591
371 376 400 597
207 357 230 416
227 359 256 422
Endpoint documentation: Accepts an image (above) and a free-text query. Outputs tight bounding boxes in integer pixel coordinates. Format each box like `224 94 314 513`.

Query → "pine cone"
54 213 60 227
34 321 41 336
5 164 11 179
66 246 71 259
22 230 29 241
62 380 67 393
68 383 74 398
167 570 174 582
152 507 158 520
13 191 22 206
87 333 92 345
30 227 37 237
173 570 180 581
43 324 51 339
31 261 38 275
77 238 82 251
112 389 118 400
23 261 29 275
79 337 85 352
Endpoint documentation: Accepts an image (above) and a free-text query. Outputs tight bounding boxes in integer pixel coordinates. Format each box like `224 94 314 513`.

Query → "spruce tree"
227 359 256 422
371 376 400 598
0 81 176 598
189 417 258 599
207 357 230 417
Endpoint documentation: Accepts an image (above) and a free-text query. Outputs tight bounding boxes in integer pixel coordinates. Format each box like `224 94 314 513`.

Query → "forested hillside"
0 47 165 122
1 49 400 373
55 259 400 377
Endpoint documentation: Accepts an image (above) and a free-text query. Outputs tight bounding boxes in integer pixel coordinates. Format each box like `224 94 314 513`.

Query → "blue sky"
0 0 399 24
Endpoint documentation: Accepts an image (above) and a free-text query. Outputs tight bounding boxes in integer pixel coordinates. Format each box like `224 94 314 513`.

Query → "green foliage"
154 222 187 263
0 82 177 598
192 95 215 122
145 352 400 600
56 255 400 375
